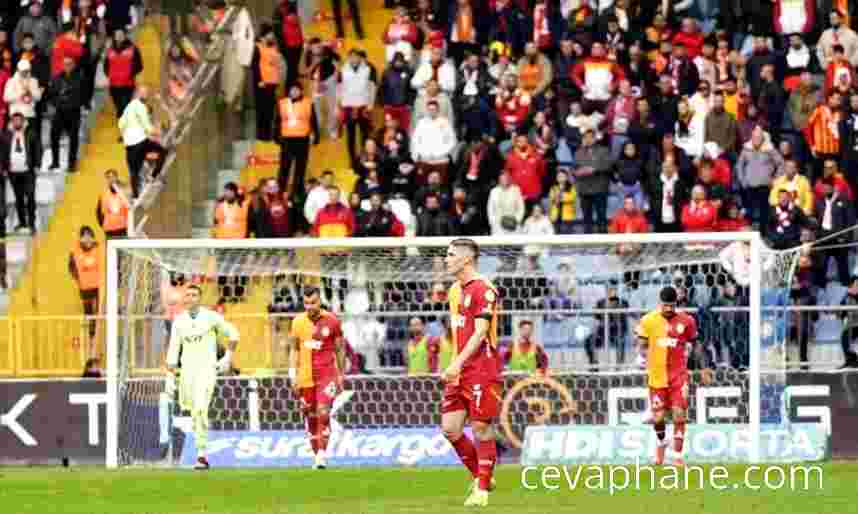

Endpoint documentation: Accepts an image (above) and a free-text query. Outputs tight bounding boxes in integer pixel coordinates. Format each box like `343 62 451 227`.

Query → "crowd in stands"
200 0 858 371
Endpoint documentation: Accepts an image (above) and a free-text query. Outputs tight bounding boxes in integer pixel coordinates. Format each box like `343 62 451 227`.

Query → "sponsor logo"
181 428 468 467
521 424 829 465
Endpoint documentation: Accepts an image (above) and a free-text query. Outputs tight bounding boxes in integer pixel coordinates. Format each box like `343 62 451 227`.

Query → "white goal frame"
105 232 764 468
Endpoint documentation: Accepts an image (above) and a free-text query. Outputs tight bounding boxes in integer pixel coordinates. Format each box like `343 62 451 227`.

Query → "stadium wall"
1 372 856 466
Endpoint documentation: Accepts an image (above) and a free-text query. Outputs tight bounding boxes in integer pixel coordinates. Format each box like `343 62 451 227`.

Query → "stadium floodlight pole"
105 232 764 468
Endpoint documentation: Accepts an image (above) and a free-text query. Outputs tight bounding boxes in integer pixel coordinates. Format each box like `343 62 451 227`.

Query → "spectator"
591 287 631 365
503 320 548 374
768 189 807 249
487 172 524 235
382 7 418 64
455 137 501 192
273 0 303 89
411 100 457 184
681 185 718 232
694 160 728 209
521 203 554 237
573 128 614 233
304 171 334 226
213 182 250 239
312 185 355 237
0 58 9 130
253 178 291 238
447 0 480 64
804 91 842 180
770 159 814 216
517 42 552 98
449 184 485 236
813 159 854 201
674 96 704 158
332 0 365 40
573 41 624 113
339 49 376 168
104 28 142 121
69 226 101 348
813 180 855 287
411 46 456 94
758 63 787 140
782 34 816 92
547 169 577 234
736 126 783 229
51 22 84 79
0 29 13 75
456 51 490 105
416 193 457 236
305 38 340 141
494 71 530 137
1 111 39 233
788 72 819 153
716 199 751 231
380 52 415 133
840 92 858 194
95 169 129 239
704 92 738 157
650 157 690 233
3 59 43 134
48 56 83 172
117 85 157 198
13 1 57 55
251 27 284 141
817 11 858 69
413 170 450 213
275 82 319 194
823 45 853 97
504 133 546 212
413 78 455 127
355 191 405 237
838 276 858 369
354 137 383 181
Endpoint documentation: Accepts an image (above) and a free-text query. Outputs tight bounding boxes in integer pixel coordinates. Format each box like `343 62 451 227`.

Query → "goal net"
106 234 802 468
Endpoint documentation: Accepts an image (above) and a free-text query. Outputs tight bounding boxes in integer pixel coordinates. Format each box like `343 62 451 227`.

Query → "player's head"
184 284 202 309
519 320 533 338
303 286 322 319
409 316 425 337
659 286 678 319
445 238 479 276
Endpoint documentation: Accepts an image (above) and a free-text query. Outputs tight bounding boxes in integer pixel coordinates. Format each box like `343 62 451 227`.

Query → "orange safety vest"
71 242 101 292
279 97 312 138
257 43 281 86
100 190 129 232
214 199 249 238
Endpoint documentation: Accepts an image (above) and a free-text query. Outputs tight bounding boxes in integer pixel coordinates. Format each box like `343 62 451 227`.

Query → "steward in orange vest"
96 169 130 238
69 226 102 339
213 182 251 239
252 30 284 141
275 83 319 195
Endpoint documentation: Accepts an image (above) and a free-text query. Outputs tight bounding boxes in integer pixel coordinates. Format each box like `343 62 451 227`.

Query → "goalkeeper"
166 284 239 470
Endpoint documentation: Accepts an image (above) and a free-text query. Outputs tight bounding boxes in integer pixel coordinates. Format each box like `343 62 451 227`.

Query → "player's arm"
286 321 299 385
165 320 181 374
443 317 490 379
635 318 650 366
213 312 239 372
335 336 347 378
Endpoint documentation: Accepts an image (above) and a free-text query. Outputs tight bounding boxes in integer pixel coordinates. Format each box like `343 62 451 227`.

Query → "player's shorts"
178 369 217 413
441 374 502 422
649 376 689 413
299 372 339 413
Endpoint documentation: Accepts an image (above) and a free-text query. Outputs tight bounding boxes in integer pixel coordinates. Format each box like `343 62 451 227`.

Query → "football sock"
446 433 479 478
307 415 319 454
673 419 686 453
654 421 667 445
193 409 209 458
318 412 331 452
477 439 496 491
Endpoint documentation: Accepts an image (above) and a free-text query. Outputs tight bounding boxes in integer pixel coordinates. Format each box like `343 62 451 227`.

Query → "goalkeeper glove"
636 353 647 368
216 350 232 373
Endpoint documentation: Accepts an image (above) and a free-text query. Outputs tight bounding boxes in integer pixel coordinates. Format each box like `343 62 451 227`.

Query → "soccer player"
636 286 698 466
442 238 501 507
166 284 239 470
287 286 347 470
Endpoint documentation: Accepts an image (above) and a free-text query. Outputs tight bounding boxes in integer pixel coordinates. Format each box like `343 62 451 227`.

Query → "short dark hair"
187 284 202 294
450 238 480 260
303 286 321 298
519 320 533 328
660 286 678 304
80 225 95 238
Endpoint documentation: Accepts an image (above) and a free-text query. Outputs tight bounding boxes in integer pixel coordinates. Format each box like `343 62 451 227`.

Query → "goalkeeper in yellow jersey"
166 285 239 470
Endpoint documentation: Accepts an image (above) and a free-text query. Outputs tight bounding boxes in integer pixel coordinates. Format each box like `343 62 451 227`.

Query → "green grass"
0 463 853 514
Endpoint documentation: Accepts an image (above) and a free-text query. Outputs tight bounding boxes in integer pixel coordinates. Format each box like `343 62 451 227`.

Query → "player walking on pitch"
442 238 501 507
166 284 239 470
636 286 697 466
287 287 347 470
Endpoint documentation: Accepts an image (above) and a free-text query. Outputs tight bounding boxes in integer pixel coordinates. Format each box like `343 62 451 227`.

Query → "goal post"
105 232 795 469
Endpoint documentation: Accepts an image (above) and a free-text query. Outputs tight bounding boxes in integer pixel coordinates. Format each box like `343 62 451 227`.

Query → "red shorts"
299 373 339 413
649 376 689 413
441 374 502 422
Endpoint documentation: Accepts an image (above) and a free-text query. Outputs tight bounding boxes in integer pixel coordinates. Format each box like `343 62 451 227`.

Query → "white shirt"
411 116 457 162
118 98 152 147
8 130 28 172
304 185 332 224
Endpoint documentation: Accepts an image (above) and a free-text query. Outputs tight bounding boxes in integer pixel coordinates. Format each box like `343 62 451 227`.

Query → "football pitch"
0 463 853 514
